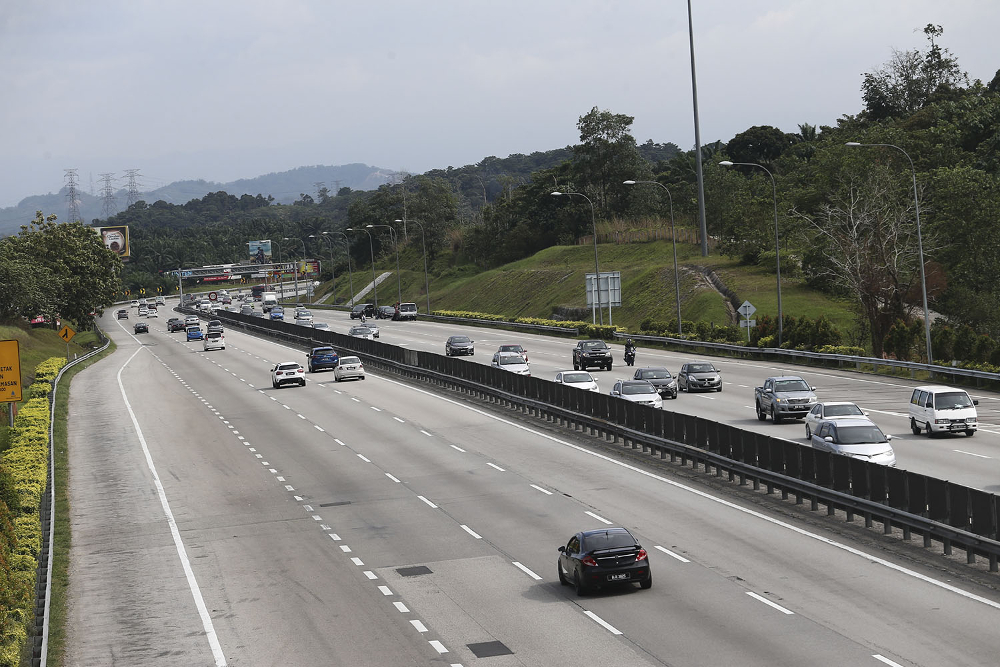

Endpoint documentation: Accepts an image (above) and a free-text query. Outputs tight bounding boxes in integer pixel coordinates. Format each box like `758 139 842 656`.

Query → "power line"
100 173 118 218
124 169 141 208
64 169 81 222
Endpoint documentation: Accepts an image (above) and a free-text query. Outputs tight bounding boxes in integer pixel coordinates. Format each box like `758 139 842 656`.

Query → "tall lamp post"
846 141 933 364
551 191 604 325
320 231 355 305
367 224 402 305
346 227 378 308
282 237 306 303
272 239 283 299
719 160 783 346
395 218 431 315
623 180 683 335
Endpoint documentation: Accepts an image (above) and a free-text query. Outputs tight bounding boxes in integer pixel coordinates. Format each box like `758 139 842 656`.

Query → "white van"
908 385 978 437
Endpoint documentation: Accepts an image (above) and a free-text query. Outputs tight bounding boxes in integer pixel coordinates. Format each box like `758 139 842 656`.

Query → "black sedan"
558 527 651 595
376 305 396 319
445 335 474 356
133 321 148 334
167 318 186 332
632 367 678 399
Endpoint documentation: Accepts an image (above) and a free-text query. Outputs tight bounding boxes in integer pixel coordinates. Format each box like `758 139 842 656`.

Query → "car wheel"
910 418 921 435
607 363 612 371
573 571 588 596
360 375 366 380
805 424 812 439
925 421 933 437
640 572 652 590
717 385 723 392
573 361 580 371
334 375 341 382
756 403 766 421
966 429 975 437
771 407 782 424
558 563 568 586
300 379 306 386
272 381 278 388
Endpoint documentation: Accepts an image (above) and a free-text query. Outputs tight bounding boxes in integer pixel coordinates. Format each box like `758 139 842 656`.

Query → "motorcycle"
624 348 636 366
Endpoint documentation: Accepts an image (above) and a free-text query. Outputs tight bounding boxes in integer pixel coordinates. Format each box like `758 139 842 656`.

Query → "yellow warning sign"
0 340 22 403
59 325 76 342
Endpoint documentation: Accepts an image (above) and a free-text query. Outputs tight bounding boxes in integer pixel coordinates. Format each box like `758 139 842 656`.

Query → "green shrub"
815 345 867 356
27 382 51 399
33 357 66 383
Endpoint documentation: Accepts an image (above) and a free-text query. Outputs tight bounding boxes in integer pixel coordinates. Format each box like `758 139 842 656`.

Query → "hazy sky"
2 1 997 208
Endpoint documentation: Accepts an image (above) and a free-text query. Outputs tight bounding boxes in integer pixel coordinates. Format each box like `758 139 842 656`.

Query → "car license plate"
608 573 629 581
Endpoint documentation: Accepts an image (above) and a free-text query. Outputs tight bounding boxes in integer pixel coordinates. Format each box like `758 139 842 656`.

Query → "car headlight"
966 417 977 423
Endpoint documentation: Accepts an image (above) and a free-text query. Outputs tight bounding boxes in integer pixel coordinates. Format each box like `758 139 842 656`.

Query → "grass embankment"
317 238 858 338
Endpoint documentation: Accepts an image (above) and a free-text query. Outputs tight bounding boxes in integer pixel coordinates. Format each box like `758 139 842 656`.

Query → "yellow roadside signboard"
0 340 22 403
59 325 76 342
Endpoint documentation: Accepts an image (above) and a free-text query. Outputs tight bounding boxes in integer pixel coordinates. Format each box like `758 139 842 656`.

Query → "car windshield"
498 355 523 365
640 370 671 379
935 392 974 409
583 341 607 349
622 384 656 395
278 363 300 371
500 345 523 352
835 425 887 445
400 304 416 311
450 336 470 344
774 380 810 392
313 323 329 329
687 364 717 373
582 531 636 551
340 356 360 365
826 404 864 417
563 373 593 383
352 327 372 334
312 348 334 356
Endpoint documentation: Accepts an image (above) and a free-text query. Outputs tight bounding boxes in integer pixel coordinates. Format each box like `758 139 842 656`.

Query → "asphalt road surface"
61 307 1000 666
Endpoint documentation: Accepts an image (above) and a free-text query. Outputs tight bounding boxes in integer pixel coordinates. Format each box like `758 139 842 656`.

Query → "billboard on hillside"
248 239 272 264
95 225 130 258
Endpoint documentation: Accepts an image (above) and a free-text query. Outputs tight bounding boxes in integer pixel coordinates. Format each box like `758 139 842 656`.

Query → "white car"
334 356 365 382
312 321 331 331
610 379 663 409
804 401 867 438
294 308 314 323
810 417 896 467
496 344 528 362
138 307 148 317
203 332 225 351
184 315 200 327
271 361 306 388
130 300 139 308
492 352 530 375
348 326 375 340
146 309 158 318
554 370 599 392
365 321 380 338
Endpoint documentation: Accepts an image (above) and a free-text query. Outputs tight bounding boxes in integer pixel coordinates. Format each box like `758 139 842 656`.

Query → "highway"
59 305 1000 666
304 307 1000 494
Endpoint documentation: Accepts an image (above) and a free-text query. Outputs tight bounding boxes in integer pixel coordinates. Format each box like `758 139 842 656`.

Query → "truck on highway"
754 376 817 424
262 292 278 313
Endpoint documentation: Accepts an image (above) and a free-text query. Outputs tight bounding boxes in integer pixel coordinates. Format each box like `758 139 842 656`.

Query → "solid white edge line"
746 591 794 615
117 348 227 666
583 610 623 635
512 561 543 580
654 545 690 563
460 524 482 539
872 655 905 667
365 371 1000 611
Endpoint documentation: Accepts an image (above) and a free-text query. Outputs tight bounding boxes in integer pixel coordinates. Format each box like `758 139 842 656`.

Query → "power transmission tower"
100 173 118 218
64 169 81 222
332 179 342 194
314 182 324 197
124 169 141 209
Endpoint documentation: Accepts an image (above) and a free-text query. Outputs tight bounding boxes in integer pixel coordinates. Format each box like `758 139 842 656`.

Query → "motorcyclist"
624 338 636 366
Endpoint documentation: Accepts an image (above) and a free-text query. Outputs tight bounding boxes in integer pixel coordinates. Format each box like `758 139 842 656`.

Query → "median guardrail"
190 308 1000 574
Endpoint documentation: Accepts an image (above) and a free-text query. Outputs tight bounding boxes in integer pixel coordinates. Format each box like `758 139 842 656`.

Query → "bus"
251 284 267 300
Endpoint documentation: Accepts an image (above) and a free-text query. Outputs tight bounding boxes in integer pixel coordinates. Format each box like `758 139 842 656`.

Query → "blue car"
270 306 284 321
186 326 204 341
307 346 339 373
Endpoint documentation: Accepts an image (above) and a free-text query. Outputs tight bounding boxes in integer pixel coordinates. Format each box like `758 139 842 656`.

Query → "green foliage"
726 125 795 168
815 345 867 356
432 310 622 339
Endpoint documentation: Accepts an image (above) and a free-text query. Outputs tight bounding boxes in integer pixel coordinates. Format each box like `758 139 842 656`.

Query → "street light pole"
687 0 709 257
346 227 378 308
396 218 431 315
623 180 682 335
367 224 401 305
282 237 305 303
551 191 604 325
846 141 933 364
324 231 355 305
719 161 783 346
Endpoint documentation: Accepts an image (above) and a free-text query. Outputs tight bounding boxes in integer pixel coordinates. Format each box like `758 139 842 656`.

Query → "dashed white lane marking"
363 571 377 580
340 545 352 553
420 430 433 437
378 585 393 596
393 601 409 612
411 620 428 633
314 425 324 431
530 484 553 495
311 515 322 521
512 561 542 580
357 454 371 463
487 462 506 472
371 406 382 412
394 416 405 423
282 404 291 410
297 413 306 419
654 545 690 563
351 397 360 402
351 557 364 566
417 495 438 509
872 656 905 667
386 473 401 483
450 445 466 453
335 438 347 446
329 534 341 541
460 525 482 539
284 485 295 491
585 511 613 525
954 449 991 459
746 592 794 615
428 640 448 654
583 610 622 635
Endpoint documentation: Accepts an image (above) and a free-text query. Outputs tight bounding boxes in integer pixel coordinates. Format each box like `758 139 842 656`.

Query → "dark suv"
573 340 613 371
307 346 339 373
351 303 376 319
558 527 651 595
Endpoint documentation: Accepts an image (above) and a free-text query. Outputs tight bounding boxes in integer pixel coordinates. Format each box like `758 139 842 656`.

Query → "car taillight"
581 556 598 567
635 548 648 562
276 371 283 375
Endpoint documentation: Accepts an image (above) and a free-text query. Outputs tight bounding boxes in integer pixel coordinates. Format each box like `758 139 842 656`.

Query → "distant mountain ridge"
0 163 393 236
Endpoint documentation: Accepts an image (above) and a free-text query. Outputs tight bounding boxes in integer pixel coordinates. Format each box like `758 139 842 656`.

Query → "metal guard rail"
191 308 1000 574
615 331 1000 384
